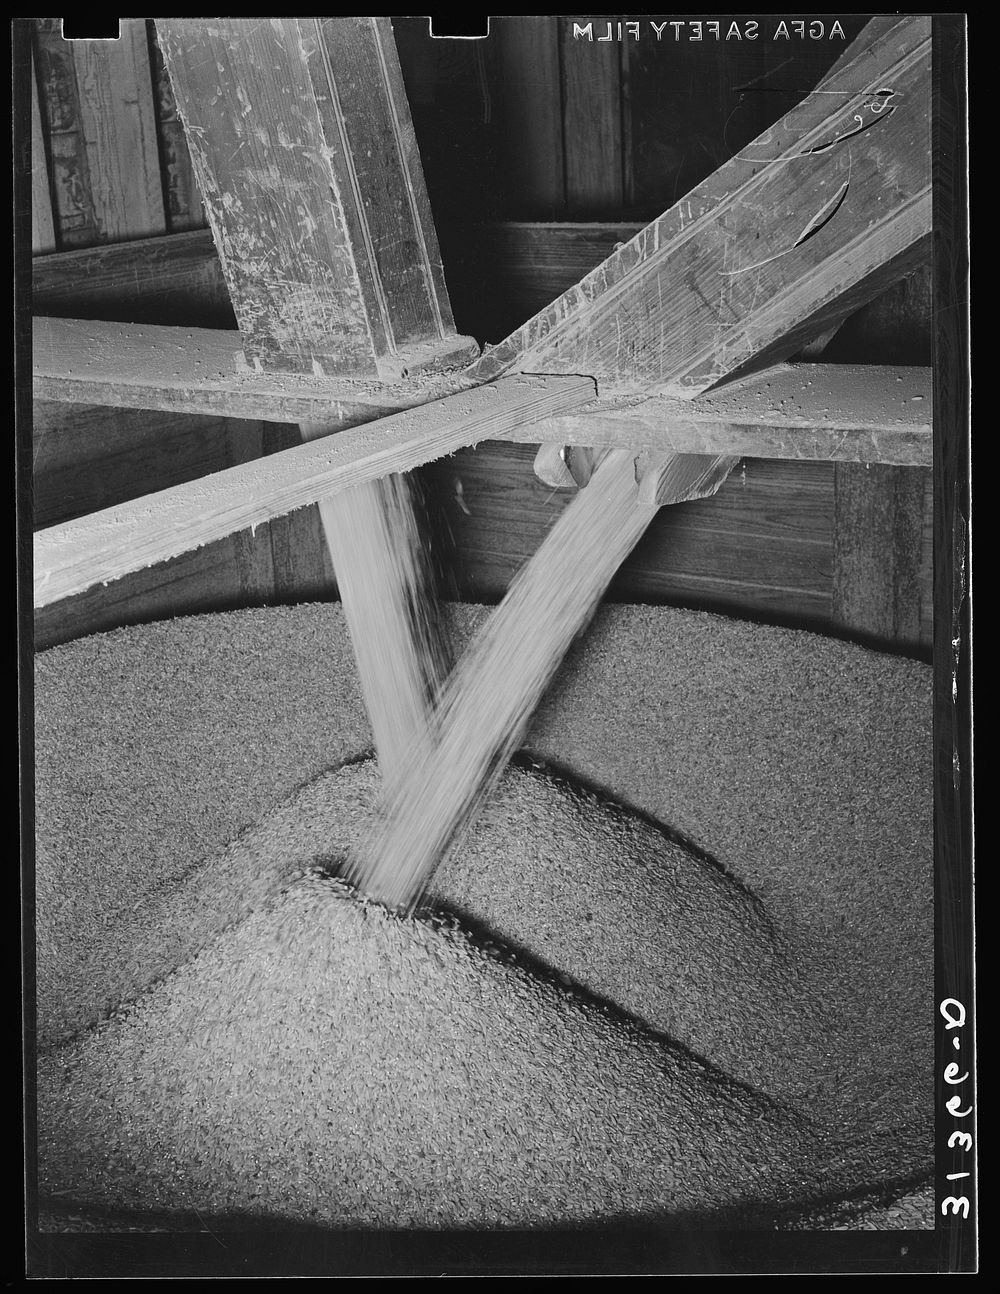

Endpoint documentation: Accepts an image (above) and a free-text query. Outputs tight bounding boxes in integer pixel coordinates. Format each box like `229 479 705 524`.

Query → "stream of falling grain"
318 473 450 795
345 450 661 911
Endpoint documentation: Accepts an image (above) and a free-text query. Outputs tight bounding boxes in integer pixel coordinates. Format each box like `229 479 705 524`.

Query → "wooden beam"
32 231 236 328
33 19 101 249
561 22 623 215
147 29 205 233
30 220 932 357
495 18 565 216
155 17 461 378
31 320 931 466
32 317 478 420
832 462 929 654
33 374 597 608
518 364 932 467
30 52 55 254
155 16 484 787
466 16 932 394
72 19 166 242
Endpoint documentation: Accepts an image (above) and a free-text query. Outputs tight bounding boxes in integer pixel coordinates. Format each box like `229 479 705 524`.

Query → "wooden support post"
833 462 928 654
156 16 477 786
156 17 468 379
30 52 55 253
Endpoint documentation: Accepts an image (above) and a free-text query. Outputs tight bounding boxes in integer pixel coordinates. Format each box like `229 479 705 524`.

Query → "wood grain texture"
154 17 374 375
155 17 461 376
259 422 336 603
315 16 456 346
146 24 205 234
33 539 272 652
517 363 933 466
32 401 262 529
33 19 99 248
30 220 932 364
32 229 235 328
832 462 929 654
31 320 930 466
560 20 623 215
32 317 478 422
624 25 732 214
466 17 933 394
422 441 839 627
32 401 277 649
31 54 56 253
33 375 597 608
494 18 565 215
71 19 166 242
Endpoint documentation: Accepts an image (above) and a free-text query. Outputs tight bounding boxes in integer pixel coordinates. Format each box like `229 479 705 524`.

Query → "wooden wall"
29 18 204 252
26 18 933 660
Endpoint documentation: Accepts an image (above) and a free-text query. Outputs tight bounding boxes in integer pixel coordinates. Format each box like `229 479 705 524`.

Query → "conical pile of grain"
33 602 933 1229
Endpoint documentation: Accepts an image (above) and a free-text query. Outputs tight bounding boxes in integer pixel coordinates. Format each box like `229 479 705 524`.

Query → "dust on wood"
155 18 459 377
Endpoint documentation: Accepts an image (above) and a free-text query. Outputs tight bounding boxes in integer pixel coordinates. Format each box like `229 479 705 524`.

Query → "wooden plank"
32 401 277 648
31 401 265 528
30 321 931 466
467 17 932 394
623 24 730 214
155 17 462 377
560 19 623 215
154 17 374 376
515 363 933 466
33 18 100 248
31 53 56 253
32 317 479 421
33 374 597 608
30 221 933 362
32 230 235 327
72 18 166 242
422 444 839 625
315 16 456 347
494 17 565 215
34 539 271 652
146 24 205 234
832 461 930 654
258 424 336 603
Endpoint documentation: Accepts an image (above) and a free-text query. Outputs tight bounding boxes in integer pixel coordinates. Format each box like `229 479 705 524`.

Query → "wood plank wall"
26 18 933 660
30 18 205 248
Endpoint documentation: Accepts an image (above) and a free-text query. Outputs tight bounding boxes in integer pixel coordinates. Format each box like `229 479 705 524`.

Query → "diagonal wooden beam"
466 15 931 396
155 16 477 789
33 374 597 609
155 17 466 379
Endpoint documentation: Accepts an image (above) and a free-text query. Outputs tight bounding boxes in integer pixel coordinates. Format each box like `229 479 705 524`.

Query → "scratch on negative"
719 177 850 277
